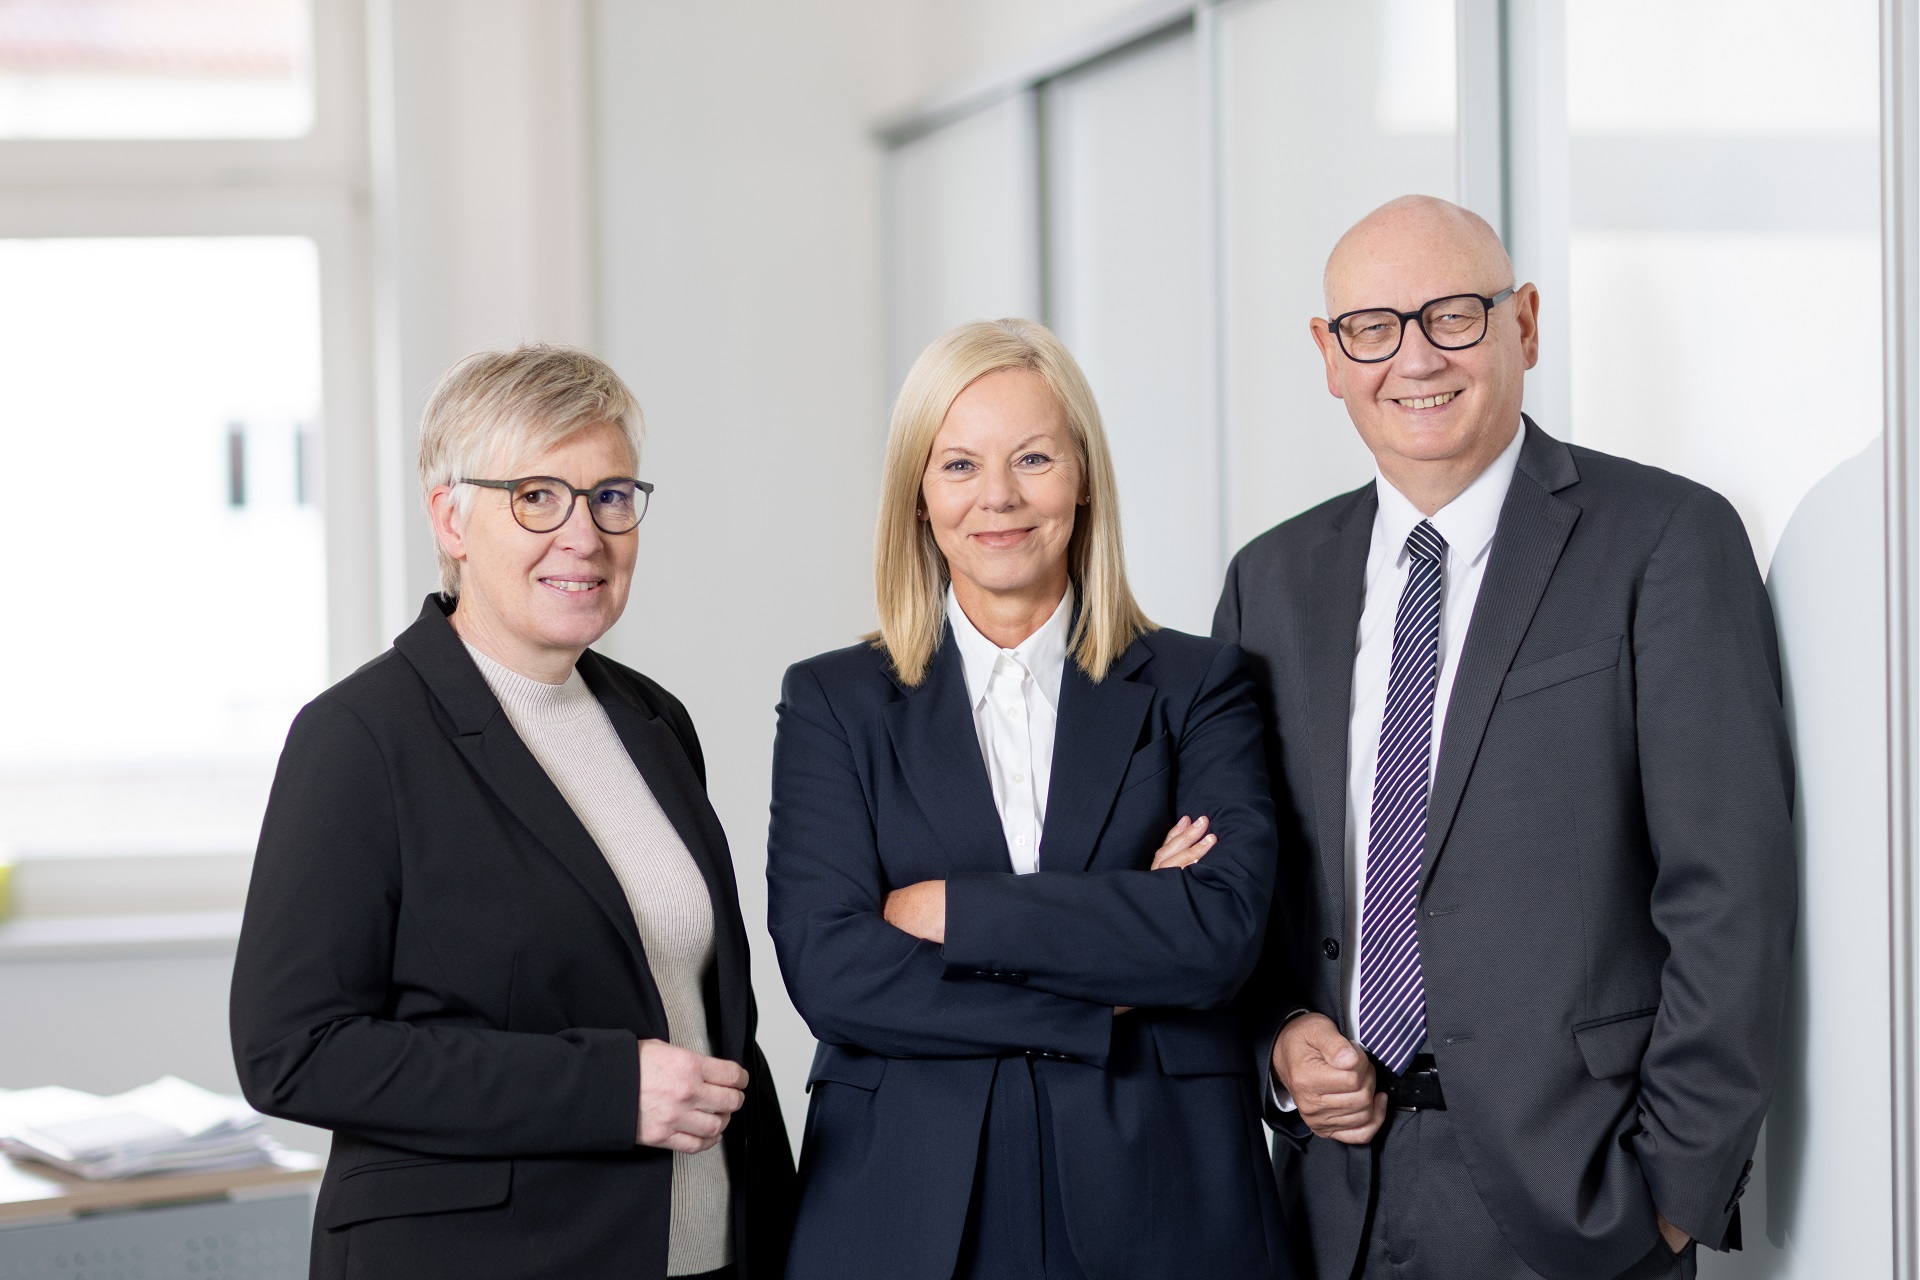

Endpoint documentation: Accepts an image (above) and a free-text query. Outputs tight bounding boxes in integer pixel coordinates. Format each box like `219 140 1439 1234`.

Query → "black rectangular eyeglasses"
1329 287 1516 363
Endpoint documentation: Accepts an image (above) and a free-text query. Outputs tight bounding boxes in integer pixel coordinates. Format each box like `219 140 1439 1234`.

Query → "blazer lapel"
883 633 1016 875
582 652 751 1063
1040 642 1153 872
1301 485 1377 938
394 599 668 1034
1423 420 1581 887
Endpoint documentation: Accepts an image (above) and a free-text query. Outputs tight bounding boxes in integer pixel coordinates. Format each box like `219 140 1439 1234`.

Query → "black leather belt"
1375 1052 1446 1111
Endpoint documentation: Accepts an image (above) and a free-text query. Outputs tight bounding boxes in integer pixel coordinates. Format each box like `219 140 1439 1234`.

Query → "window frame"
0 0 378 933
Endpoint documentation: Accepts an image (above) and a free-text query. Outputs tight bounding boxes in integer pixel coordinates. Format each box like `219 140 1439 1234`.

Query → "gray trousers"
1353 1108 1695 1280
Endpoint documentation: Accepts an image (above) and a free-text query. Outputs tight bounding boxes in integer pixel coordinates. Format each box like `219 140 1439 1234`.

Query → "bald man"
1215 196 1794 1280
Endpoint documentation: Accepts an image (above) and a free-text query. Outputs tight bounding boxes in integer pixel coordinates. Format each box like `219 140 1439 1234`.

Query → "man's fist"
1272 1013 1387 1144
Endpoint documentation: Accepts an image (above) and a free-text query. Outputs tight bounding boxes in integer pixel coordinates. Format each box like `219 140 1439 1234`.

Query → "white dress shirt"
947 584 1073 875
1339 422 1525 1040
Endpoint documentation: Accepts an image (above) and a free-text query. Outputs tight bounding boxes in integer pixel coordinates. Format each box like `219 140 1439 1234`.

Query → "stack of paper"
0 1076 283 1180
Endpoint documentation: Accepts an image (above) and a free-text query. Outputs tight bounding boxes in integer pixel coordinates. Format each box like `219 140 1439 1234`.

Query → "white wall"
0 946 332 1159
373 0 597 637
1700 443 1893 1278
586 0 939 1138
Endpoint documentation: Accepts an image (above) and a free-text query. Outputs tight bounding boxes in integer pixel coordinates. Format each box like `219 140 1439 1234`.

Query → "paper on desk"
0 1076 283 1180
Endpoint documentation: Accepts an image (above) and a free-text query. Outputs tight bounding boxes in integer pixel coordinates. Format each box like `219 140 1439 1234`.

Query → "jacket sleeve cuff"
942 871 1018 977
578 1027 641 1151
1635 1134 1753 1251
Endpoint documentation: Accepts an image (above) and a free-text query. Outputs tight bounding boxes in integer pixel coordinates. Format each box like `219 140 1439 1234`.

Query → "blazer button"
1322 938 1340 960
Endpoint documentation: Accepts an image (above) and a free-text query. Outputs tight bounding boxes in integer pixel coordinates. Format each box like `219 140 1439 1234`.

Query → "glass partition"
1216 0 1458 549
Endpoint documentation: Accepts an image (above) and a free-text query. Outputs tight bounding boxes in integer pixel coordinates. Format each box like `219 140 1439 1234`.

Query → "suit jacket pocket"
1118 733 1174 794
1150 1014 1253 1077
806 1042 887 1092
1501 635 1624 701
321 1158 512 1229
1572 1008 1658 1079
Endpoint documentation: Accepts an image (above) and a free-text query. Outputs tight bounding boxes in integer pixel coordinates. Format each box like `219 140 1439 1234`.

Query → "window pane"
1047 31 1215 633
0 237 325 859
884 93 1041 397
1218 0 1457 546
0 0 311 139
1565 0 1879 568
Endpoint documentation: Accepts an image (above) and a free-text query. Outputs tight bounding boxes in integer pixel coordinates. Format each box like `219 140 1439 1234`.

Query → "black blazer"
230 597 795 1280
768 623 1293 1280
1217 421 1795 1279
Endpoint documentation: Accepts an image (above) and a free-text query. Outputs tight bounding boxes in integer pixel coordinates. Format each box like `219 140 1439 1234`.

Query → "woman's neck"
449 600 580 685
951 573 1069 650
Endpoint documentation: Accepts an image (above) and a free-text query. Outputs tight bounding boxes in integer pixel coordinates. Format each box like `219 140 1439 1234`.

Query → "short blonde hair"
874 318 1153 685
417 344 645 594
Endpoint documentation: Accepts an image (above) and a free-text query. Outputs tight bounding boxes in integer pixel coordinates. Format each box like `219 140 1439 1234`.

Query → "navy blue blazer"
767 622 1292 1280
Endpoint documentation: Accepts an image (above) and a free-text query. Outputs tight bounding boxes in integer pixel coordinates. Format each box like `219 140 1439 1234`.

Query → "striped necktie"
1357 519 1448 1074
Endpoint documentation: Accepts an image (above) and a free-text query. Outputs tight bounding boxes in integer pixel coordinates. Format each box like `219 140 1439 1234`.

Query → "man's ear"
1514 283 1542 370
1309 318 1346 399
427 484 468 566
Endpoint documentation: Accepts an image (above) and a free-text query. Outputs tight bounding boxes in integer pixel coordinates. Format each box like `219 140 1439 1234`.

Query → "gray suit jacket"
1216 421 1795 1280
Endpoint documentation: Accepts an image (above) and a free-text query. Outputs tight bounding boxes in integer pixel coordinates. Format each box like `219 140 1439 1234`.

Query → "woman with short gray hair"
231 344 794 1280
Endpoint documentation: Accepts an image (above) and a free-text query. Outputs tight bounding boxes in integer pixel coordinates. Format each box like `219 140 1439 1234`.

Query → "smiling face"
1310 197 1540 509
922 368 1085 624
428 420 639 679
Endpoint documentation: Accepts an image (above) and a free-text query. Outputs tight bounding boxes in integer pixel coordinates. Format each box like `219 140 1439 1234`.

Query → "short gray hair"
417 344 645 594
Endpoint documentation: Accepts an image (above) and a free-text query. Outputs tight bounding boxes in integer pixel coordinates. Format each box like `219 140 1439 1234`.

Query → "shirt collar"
946 583 1075 712
1373 419 1525 569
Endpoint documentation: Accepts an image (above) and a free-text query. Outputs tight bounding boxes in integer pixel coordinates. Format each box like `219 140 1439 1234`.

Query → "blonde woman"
767 319 1291 1279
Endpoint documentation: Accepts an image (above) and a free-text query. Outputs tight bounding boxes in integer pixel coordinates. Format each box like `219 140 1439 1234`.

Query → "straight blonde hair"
874 318 1153 685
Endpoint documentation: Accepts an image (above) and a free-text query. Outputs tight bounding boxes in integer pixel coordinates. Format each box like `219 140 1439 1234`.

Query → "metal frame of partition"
1885 0 1920 1269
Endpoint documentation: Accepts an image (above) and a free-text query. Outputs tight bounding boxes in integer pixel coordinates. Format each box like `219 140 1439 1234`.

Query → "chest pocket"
1118 733 1174 793
1501 635 1623 701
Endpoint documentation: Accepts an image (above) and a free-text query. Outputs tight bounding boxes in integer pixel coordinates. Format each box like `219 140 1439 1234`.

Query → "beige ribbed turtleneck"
466 643 732 1277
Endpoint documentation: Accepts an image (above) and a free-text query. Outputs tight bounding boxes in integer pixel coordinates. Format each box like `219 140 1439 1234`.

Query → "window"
0 237 326 860
0 0 312 139
0 0 369 930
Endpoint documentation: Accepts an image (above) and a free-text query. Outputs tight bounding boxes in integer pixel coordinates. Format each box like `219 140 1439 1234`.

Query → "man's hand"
883 879 946 943
1656 1211 1690 1255
1273 1013 1386 1144
636 1039 747 1154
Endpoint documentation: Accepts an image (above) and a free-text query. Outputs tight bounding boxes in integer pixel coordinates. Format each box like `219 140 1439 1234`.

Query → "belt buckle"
1381 1055 1445 1112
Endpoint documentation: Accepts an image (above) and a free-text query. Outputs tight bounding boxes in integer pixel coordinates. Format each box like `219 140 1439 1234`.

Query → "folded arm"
938 643 1280 1010
767 663 1115 1064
